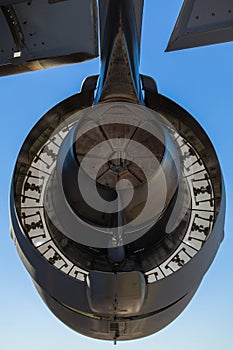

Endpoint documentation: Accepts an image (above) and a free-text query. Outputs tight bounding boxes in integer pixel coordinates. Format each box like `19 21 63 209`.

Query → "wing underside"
0 0 98 76
167 0 233 51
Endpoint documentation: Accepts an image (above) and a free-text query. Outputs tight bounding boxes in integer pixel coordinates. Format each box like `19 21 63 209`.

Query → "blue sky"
0 1 233 349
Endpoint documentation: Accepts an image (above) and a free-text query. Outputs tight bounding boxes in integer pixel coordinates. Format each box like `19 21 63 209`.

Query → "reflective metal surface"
0 0 98 76
167 0 233 51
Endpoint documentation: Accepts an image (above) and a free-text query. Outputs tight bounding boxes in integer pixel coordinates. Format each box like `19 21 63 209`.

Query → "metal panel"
99 0 144 51
0 7 17 61
166 0 233 51
0 0 98 76
87 271 146 316
0 1 25 4
133 0 144 46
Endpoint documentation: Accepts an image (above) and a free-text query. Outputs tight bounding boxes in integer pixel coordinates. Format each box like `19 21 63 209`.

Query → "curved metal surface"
8 0 226 343
96 0 144 103
10 88 225 341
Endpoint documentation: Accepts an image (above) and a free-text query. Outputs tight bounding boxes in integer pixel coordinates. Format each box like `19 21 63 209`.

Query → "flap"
0 0 98 76
167 0 233 51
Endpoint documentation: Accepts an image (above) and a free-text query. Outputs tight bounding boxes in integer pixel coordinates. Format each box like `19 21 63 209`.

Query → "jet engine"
10 0 225 343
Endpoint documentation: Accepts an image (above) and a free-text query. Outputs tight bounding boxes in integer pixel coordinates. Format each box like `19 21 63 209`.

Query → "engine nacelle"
10 83 225 341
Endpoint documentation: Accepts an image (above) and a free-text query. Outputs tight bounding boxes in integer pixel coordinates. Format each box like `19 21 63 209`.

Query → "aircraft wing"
166 0 233 51
0 0 98 76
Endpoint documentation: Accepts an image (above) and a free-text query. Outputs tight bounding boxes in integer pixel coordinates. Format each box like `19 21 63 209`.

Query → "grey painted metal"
0 1 25 4
167 0 233 51
0 0 98 75
98 0 144 53
34 280 198 341
87 271 146 315
0 7 17 61
96 0 144 103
